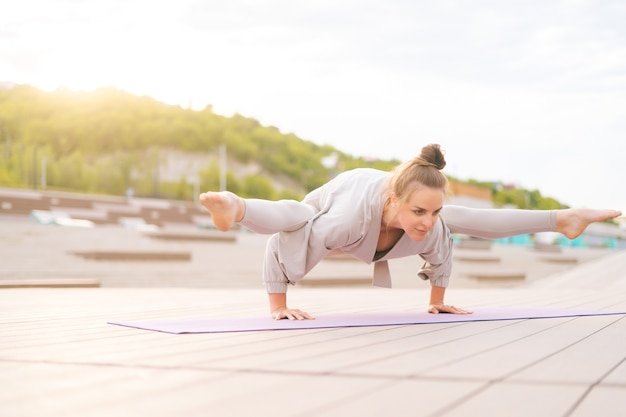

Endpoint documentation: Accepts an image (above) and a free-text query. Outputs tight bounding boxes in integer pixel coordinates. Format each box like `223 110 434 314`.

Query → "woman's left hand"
428 303 473 314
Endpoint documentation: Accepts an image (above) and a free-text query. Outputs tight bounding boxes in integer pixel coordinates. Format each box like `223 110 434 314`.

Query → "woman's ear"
389 192 398 208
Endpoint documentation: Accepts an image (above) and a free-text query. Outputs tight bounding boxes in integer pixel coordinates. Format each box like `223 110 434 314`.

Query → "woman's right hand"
271 307 315 320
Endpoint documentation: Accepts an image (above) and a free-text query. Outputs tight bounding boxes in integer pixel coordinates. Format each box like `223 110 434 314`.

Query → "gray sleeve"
417 217 454 288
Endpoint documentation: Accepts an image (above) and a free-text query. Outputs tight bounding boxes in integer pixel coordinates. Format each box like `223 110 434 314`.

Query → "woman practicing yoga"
199 144 621 320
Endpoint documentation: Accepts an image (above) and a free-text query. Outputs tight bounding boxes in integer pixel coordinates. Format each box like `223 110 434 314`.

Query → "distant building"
446 180 493 208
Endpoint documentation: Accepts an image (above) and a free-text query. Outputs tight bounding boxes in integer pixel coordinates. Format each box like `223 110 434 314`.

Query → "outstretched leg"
442 205 621 240
199 192 317 234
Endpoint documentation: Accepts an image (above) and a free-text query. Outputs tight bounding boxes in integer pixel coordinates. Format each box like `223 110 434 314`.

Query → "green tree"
242 174 276 199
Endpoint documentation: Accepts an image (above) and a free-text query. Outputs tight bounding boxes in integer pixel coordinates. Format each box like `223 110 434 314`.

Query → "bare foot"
556 208 622 239
198 191 245 232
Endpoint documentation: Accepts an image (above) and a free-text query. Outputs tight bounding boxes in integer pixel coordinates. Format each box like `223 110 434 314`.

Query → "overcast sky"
1 0 625 210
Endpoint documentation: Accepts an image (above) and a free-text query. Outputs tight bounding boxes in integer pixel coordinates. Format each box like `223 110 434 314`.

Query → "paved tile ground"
2 219 626 416
2 285 626 417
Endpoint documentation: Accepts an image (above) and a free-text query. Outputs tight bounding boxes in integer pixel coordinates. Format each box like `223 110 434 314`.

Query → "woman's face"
393 186 444 241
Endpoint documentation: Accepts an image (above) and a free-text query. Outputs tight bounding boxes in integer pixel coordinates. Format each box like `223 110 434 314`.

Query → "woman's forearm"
268 292 287 314
429 286 446 306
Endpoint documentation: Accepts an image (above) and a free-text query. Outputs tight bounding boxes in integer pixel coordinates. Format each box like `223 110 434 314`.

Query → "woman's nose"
422 215 436 229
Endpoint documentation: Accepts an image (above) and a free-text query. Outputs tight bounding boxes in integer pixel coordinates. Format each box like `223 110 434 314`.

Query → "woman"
199 144 621 320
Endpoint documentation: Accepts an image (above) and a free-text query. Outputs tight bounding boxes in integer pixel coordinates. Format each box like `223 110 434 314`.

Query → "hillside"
0 83 565 210
0 84 398 201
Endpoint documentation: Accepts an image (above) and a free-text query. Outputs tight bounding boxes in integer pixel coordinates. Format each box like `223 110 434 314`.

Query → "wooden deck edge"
145 232 237 242
70 251 192 261
0 279 101 288
540 256 579 264
298 277 372 287
454 256 501 263
533 243 563 253
466 271 526 281
455 240 493 250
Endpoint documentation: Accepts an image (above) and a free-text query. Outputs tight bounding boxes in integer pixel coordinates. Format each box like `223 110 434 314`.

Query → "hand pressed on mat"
428 285 472 315
428 303 473 314
272 307 315 320
269 293 315 320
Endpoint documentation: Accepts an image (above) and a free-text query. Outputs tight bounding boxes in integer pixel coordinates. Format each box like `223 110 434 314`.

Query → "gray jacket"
263 168 453 293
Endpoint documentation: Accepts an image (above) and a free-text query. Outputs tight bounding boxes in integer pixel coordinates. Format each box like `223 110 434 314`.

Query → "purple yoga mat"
108 307 626 334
